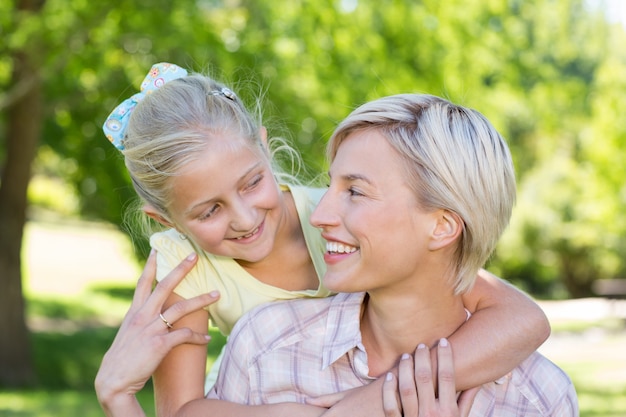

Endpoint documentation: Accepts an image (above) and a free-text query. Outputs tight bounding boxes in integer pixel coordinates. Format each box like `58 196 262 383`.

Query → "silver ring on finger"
159 313 174 329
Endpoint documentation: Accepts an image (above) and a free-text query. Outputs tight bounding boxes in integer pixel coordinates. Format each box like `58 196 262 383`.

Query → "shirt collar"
322 292 367 369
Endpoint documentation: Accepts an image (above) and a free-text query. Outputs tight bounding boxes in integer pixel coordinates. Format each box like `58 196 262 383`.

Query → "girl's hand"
382 339 480 417
95 251 220 416
305 379 387 416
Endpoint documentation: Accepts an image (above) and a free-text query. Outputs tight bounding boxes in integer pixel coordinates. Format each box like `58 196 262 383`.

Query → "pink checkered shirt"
208 292 579 416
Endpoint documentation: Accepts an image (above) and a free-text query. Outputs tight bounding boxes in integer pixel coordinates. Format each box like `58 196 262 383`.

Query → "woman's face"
167 135 285 263
310 129 438 294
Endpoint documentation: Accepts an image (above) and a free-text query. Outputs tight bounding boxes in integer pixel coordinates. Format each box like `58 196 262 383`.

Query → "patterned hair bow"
103 62 188 150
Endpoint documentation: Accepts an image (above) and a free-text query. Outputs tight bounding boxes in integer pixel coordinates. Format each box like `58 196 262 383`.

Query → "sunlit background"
1 0 625 415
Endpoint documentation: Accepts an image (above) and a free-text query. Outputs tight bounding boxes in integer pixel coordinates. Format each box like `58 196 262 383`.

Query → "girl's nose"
230 199 256 232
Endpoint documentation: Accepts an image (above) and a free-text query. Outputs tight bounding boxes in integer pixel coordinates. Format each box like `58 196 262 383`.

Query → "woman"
201 93 578 415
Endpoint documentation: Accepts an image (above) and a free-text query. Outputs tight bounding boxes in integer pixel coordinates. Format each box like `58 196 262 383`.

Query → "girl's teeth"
236 227 259 240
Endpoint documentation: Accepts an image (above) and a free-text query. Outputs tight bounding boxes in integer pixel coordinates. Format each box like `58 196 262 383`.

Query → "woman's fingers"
436 338 480 417
382 373 402 417
398 353 419 416
436 338 457 407
388 341 478 417
414 344 436 416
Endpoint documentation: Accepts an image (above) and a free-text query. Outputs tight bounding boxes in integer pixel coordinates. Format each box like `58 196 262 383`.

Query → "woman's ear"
260 126 268 147
142 205 175 228
428 209 463 251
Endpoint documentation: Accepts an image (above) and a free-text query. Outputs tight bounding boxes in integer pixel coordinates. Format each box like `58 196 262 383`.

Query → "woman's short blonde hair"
327 94 516 293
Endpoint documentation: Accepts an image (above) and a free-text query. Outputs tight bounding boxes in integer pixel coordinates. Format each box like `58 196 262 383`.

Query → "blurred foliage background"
1 0 626 405
0 0 626 297
3 0 625 298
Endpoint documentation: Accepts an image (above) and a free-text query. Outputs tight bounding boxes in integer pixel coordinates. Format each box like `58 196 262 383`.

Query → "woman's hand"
95 251 220 417
382 339 479 417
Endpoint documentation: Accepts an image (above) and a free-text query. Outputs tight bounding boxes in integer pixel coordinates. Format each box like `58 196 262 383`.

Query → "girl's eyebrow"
237 161 263 181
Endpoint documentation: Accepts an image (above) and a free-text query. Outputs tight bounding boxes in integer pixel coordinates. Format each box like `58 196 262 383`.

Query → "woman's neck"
360 285 467 377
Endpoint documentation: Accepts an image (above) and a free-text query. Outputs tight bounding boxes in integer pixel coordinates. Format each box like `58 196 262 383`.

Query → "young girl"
101 62 550 416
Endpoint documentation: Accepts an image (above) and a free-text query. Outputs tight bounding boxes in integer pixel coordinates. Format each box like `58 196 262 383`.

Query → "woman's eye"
348 187 363 197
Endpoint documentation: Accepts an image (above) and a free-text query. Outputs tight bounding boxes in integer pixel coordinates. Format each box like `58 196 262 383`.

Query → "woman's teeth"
326 242 357 254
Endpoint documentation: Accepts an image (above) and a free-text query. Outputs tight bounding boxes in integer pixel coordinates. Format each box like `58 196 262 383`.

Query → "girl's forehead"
177 135 265 175
168 139 271 210
203 131 264 156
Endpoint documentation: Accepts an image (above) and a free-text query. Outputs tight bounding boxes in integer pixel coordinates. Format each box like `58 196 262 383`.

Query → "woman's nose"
310 188 337 229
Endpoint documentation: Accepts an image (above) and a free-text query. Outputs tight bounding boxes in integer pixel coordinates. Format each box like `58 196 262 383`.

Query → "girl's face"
166 135 284 263
310 129 438 294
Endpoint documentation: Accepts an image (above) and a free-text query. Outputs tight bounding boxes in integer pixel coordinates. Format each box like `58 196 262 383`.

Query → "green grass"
0 389 155 417
0 288 226 417
3 291 625 416
566 363 626 416
550 317 626 333
563 346 626 416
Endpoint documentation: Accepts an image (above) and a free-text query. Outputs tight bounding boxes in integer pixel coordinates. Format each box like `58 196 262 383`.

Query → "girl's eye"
246 174 263 190
198 205 219 221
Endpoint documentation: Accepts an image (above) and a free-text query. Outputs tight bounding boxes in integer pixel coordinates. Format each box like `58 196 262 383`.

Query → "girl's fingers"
160 291 220 326
305 390 349 407
382 373 402 417
164 327 212 350
398 353 418 417
436 338 457 406
130 249 158 310
147 252 199 309
414 343 435 415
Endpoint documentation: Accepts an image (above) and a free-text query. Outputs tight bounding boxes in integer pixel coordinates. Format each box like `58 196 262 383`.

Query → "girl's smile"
229 222 263 243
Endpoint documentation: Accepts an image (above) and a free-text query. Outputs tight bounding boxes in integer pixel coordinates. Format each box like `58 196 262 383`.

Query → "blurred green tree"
1 0 624 387
0 0 44 387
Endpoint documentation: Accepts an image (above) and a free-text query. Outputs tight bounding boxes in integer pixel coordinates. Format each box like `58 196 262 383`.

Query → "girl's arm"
449 268 550 390
177 399 327 417
153 292 210 417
